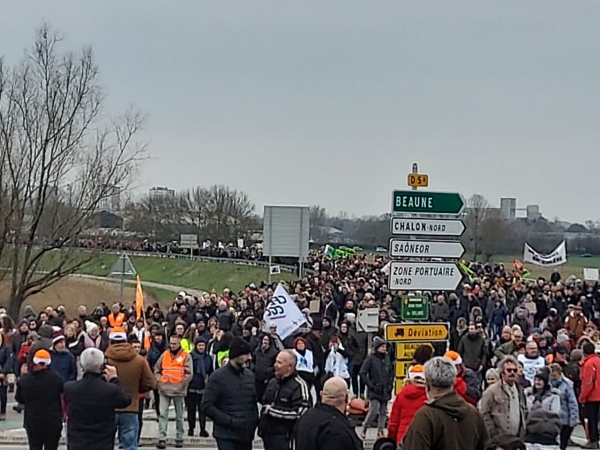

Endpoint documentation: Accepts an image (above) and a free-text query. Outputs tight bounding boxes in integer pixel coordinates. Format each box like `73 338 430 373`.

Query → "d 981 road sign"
407 174 429 187
385 323 449 342
388 261 463 291
392 191 465 214
401 296 429 321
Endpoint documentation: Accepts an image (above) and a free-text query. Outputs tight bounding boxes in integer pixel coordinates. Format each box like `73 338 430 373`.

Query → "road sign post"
400 296 429 321
392 191 465 214
385 323 449 342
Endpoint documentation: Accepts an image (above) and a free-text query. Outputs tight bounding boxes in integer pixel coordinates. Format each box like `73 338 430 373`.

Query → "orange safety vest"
108 312 125 327
160 350 187 384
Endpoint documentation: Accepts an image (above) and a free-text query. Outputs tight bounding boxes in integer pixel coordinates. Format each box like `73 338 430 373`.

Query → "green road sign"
392 191 465 214
401 296 429 321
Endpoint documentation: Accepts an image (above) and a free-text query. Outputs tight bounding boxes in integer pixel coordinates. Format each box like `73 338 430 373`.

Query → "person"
480 356 528 439
154 335 193 449
295 376 363 450
360 337 393 439
457 323 487 378
202 336 259 450
146 331 167 420
105 326 156 450
254 334 278 402
186 337 213 438
524 368 560 415
291 336 314 392
49 333 77 383
548 364 578 450
401 356 488 450
324 335 350 386
259 350 311 450
63 348 131 450
108 303 126 328
579 341 600 449
431 295 449 322
15 349 64 450
495 328 524 359
0 332 14 419
444 350 481 405
486 368 500 387
388 364 427 445
518 341 546 385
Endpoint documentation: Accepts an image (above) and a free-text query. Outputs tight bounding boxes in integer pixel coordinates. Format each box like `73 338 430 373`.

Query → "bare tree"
309 205 328 243
465 194 490 261
0 25 145 317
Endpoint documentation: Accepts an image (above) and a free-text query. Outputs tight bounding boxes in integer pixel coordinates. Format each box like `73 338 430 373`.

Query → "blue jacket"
188 350 213 393
50 349 77 382
0 345 14 375
552 376 579 427
490 305 507 326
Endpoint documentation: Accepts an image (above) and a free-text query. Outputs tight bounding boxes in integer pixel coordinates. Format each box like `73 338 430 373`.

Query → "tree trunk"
8 292 23 320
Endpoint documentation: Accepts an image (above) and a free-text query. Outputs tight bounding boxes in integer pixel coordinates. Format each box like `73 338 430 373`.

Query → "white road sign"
389 239 465 259
390 218 465 237
388 261 463 291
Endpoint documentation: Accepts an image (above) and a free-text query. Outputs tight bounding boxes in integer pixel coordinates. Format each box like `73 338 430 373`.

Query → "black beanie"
229 336 252 359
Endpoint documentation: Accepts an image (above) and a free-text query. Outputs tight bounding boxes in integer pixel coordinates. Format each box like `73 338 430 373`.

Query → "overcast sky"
2 2 599 223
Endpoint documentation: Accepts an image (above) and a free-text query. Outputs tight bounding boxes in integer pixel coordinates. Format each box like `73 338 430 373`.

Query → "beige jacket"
479 381 528 438
154 349 193 397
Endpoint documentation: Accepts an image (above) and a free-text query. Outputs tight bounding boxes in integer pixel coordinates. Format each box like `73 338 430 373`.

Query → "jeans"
559 425 574 450
137 398 144 442
158 395 185 442
26 427 61 450
362 398 387 431
350 364 365 398
185 392 206 432
0 385 7 414
216 439 253 450
586 402 600 443
116 412 140 450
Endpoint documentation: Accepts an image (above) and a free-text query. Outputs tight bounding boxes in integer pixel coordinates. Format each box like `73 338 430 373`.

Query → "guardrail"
99 249 302 273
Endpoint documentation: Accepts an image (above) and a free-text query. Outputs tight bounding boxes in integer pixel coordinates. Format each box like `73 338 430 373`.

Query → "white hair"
80 348 104 374
424 357 457 389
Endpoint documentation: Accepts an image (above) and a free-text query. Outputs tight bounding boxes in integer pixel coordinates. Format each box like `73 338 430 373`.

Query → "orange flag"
135 275 144 319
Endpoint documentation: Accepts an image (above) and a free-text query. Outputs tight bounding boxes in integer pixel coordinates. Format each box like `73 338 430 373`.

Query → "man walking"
402 357 488 450
15 349 64 450
49 333 77 382
480 355 528 439
579 342 600 449
64 348 131 450
259 350 312 450
295 377 362 450
105 327 156 450
202 336 259 450
457 323 487 380
154 335 192 449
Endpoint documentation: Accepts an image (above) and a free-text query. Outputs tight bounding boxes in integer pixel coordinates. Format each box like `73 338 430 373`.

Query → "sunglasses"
505 368 518 373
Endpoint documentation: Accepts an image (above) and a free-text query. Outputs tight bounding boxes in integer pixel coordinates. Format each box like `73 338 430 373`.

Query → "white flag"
523 241 567 267
263 283 306 339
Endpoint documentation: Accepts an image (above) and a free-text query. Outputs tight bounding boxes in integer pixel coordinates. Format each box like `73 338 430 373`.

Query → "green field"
78 253 296 294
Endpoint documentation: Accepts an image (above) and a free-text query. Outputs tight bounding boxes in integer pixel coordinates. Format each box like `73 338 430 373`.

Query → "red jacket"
388 381 427 444
580 353 600 403
454 376 478 406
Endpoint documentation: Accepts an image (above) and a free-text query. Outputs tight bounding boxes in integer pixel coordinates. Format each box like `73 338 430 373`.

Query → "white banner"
263 283 306 339
523 241 567 267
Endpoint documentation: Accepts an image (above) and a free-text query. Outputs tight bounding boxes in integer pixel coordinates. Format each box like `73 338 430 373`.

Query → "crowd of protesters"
4 253 600 450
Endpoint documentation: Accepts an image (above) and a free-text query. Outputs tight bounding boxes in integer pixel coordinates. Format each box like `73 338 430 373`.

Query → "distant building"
149 186 175 200
500 197 517 220
98 186 121 212
527 205 541 222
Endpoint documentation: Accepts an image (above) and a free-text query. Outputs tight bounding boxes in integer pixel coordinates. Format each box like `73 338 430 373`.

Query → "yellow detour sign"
407 173 429 188
395 342 434 361
395 361 411 378
395 378 406 394
385 322 449 342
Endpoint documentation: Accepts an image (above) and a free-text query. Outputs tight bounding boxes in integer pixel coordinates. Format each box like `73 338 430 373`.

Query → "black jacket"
201 362 259 442
305 333 325 371
146 340 167 371
348 325 368 366
457 333 488 371
188 350 213 393
295 403 363 450
253 342 278 383
15 368 64 432
258 372 312 438
64 373 131 450
360 352 393 402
